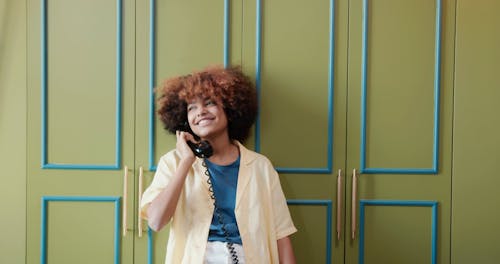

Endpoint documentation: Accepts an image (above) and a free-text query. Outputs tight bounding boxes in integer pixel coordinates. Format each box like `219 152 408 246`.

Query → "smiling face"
186 97 229 140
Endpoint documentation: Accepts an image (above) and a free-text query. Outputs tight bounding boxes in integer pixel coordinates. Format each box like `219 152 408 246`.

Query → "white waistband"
204 241 245 264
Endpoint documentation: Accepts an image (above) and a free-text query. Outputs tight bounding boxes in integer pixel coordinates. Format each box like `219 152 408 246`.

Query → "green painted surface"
364 206 432 264
242 0 349 262
134 0 241 262
365 0 436 169
452 1 500 263
47 202 117 264
258 0 332 168
18 0 500 263
46 0 117 165
26 0 137 263
0 0 27 263
243 0 453 262
345 0 454 263
288 205 330 264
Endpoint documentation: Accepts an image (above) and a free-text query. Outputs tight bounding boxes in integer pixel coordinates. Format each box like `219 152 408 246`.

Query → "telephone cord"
203 160 240 264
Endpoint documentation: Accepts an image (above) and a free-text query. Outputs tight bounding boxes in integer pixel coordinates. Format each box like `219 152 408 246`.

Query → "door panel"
242 0 349 263
27 0 136 263
361 0 436 171
360 201 437 264
288 201 334 264
43 199 120 264
346 0 454 263
134 0 242 262
248 0 334 170
45 0 118 166
452 0 500 262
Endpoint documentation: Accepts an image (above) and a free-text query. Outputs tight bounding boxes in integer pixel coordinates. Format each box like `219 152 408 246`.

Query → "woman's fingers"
176 131 195 160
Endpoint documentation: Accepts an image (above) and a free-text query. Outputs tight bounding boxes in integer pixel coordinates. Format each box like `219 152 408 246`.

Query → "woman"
140 65 297 264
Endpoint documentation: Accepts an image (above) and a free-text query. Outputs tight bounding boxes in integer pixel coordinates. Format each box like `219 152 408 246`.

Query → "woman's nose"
196 106 207 116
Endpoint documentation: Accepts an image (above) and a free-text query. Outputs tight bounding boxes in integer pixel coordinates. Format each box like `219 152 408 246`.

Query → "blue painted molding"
223 0 230 67
40 196 121 264
358 200 438 264
148 0 230 171
148 0 157 172
147 227 154 264
41 0 123 170
254 0 262 153
359 0 442 174
287 199 333 264
254 0 335 174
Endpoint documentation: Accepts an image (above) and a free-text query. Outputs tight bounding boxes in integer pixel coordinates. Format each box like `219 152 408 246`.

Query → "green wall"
0 0 27 263
2 1 500 263
452 1 500 262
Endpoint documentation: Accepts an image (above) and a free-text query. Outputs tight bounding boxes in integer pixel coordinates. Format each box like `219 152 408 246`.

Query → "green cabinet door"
26 0 136 263
346 0 454 263
133 0 243 262
242 0 454 263
452 1 500 263
345 0 454 263
241 0 349 263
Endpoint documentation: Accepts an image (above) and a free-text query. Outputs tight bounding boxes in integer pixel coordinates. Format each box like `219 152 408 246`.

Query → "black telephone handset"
180 123 213 158
186 140 213 158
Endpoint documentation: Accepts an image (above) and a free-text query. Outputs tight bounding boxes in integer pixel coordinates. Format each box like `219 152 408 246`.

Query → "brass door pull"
351 168 358 240
138 166 144 238
122 166 129 237
337 169 343 241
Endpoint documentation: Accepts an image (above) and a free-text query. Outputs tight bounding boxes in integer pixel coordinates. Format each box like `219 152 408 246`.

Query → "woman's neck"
206 136 239 166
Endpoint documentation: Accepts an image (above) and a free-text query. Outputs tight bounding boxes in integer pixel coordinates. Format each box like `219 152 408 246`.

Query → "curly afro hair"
156 65 258 142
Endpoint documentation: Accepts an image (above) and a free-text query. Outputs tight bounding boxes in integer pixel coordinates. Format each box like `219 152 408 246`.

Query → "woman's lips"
196 118 214 126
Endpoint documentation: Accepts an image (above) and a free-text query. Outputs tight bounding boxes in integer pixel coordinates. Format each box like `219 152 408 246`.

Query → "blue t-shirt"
205 156 242 245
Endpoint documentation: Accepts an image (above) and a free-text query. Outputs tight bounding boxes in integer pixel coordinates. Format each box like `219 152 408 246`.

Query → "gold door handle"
351 168 358 240
337 169 343 241
122 166 129 237
138 166 144 238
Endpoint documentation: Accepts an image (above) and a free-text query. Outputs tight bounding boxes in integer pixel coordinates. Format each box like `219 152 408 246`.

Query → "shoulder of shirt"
157 149 182 167
156 142 275 168
236 141 273 168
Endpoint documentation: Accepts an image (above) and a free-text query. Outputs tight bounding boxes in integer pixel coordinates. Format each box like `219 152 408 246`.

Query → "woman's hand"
176 130 196 162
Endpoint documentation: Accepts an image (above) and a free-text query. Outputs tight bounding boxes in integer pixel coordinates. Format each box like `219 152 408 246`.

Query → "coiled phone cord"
203 160 240 264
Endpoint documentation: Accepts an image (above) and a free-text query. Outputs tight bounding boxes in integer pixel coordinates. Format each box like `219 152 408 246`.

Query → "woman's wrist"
176 157 195 178
179 156 195 166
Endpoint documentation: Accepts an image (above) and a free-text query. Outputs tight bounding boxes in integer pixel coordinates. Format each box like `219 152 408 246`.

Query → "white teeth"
198 119 211 126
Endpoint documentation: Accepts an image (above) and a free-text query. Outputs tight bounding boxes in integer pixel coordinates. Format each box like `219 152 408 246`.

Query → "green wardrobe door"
26 0 136 263
134 0 242 262
242 0 349 262
453 1 500 262
345 0 454 263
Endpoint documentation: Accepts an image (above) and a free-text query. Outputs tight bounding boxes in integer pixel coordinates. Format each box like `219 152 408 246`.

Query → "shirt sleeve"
268 162 298 240
139 151 177 219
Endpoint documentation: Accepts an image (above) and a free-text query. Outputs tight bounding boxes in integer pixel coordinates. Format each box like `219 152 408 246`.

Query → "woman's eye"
205 100 215 106
187 105 195 111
